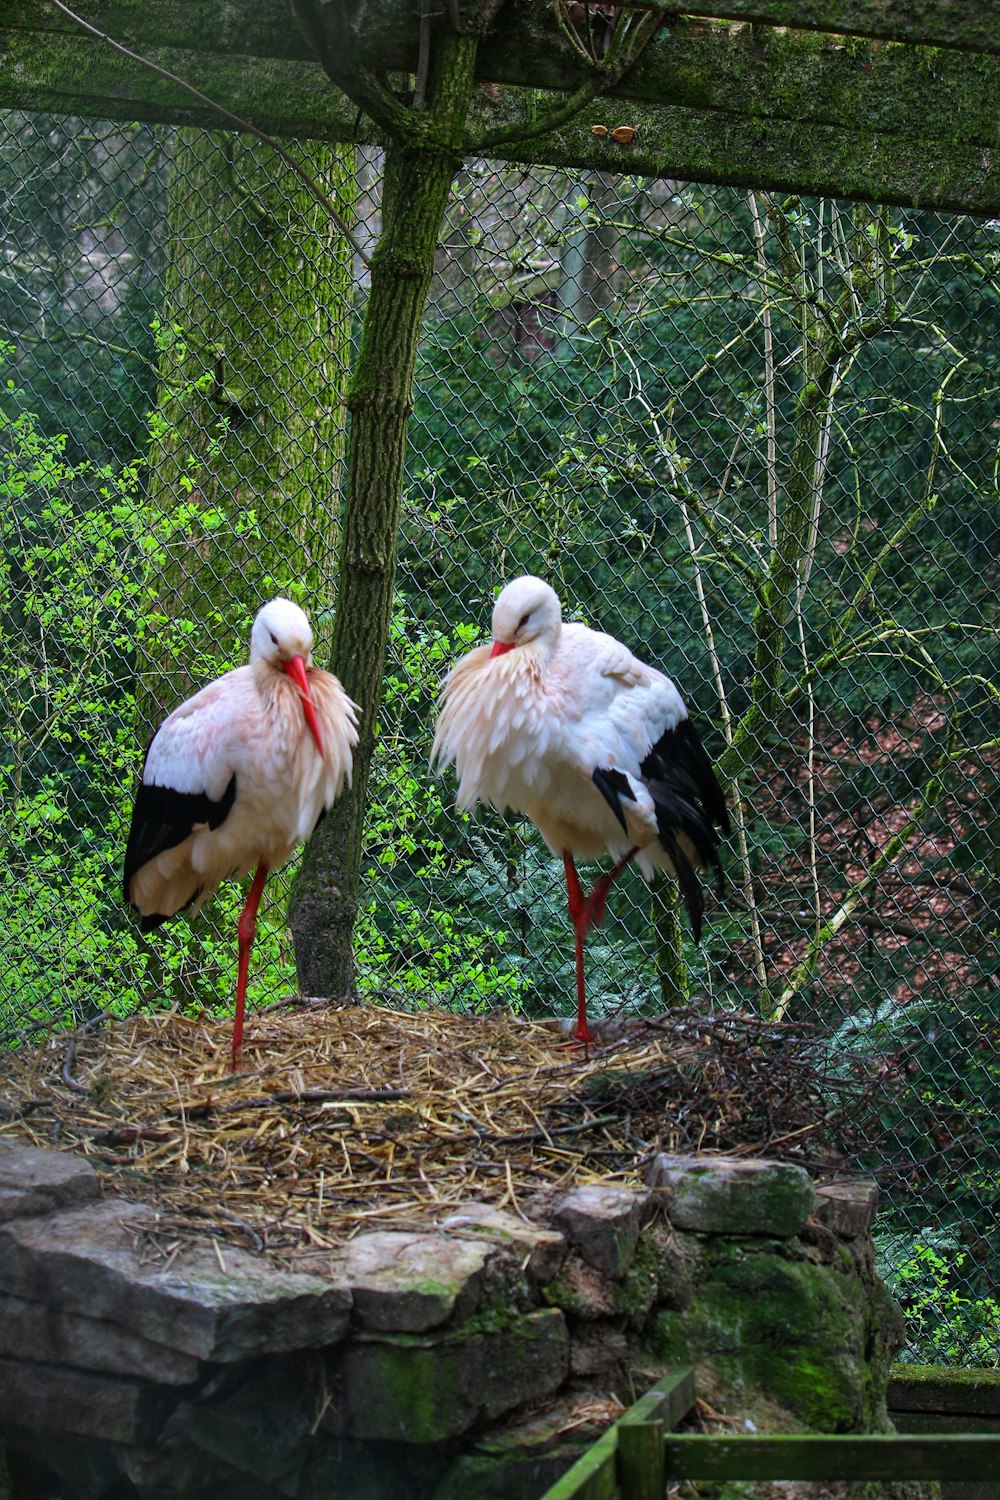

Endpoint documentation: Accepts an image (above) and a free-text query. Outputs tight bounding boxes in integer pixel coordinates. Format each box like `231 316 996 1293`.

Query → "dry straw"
0 1000 863 1256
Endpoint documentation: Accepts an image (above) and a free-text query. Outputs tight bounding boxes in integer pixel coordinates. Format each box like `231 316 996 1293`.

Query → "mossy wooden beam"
4 32 1000 213
479 94 1000 216
456 14 1000 145
663 1433 1000 1481
541 1368 695 1500
8 0 1000 61
6 8 1000 139
0 31 377 140
888 1364 1000 1417
620 0 1000 52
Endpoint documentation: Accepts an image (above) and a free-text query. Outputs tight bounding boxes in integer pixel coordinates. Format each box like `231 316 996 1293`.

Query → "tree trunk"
144 129 355 720
289 37 478 998
652 874 688 1009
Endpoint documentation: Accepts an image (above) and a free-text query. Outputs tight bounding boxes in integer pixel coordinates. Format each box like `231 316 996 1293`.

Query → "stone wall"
0 1138 907 1500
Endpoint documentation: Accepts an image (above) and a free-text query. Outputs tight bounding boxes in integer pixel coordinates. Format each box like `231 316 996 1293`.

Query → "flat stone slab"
813 1180 879 1238
645 1154 814 1237
436 1203 567 1283
0 1292 202 1384
0 1355 171 1443
551 1185 647 1279
335 1308 569 1443
339 1231 492 1332
0 1198 351 1361
0 1139 99 1222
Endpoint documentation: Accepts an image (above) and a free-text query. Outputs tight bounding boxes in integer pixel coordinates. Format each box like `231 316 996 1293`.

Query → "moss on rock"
649 1247 878 1430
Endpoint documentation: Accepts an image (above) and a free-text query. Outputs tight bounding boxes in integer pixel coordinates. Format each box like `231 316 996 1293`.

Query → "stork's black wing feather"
591 766 636 834
122 745 237 910
637 717 730 940
642 719 729 841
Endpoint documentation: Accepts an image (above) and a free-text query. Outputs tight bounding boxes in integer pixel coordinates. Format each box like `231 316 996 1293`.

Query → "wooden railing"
542 1368 1000 1499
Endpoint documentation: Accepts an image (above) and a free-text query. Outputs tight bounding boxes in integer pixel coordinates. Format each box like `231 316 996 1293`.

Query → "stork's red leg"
231 861 269 1072
585 845 640 927
562 852 594 1044
560 847 641 1045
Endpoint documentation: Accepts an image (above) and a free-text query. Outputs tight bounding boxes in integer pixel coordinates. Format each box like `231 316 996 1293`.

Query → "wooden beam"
5 1 1000 165
0 32 376 140
888 1364 1000 1417
664 1434 1000 1481
485 95 1000 217
3 33 1000 216
7 1 1000 112
5 5 999 167
4 7 1000 214
8 0 1000 60
620 1 1000 53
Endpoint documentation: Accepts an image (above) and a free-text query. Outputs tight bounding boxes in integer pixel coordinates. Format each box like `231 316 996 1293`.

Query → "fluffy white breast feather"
432 576 690 866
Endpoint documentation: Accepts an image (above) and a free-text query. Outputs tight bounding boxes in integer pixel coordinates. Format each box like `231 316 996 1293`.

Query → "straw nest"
0 999 861 1257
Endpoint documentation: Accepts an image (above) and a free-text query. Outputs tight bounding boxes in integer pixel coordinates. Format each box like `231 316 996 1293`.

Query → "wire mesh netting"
1 113 997 1366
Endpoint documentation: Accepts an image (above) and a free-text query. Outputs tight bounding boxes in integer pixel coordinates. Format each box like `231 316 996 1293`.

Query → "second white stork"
432 575 729 1042
124 598 359 1071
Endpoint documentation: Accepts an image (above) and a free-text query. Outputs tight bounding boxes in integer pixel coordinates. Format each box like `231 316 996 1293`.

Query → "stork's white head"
250 597 315 669
490 575 562 660
250 598 325 758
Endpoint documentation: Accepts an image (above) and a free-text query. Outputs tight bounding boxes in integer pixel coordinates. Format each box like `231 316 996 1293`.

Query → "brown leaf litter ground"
0 998 870 1257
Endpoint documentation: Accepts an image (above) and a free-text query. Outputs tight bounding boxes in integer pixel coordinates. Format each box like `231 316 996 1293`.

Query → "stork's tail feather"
654 824 706 942
640 716 730 933
138 911 170 934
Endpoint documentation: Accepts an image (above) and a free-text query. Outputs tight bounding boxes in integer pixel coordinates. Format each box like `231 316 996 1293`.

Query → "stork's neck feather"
518 616 560 669
432 638 554 807
251 656 286 698
251 658 311 722
500 641 547 682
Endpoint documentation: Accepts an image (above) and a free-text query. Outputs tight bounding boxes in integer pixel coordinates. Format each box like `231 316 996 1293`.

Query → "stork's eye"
269 630 278 646
517 611 531 630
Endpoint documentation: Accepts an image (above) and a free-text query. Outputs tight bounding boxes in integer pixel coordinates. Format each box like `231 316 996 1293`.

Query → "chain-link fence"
1 113 997 1366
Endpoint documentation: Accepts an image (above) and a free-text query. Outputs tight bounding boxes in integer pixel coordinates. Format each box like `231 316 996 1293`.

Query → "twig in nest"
60 1037 89 1094
186 1086 412 1119
91 1127 174 1146
0 1098 46 1121
492 1112 619 1146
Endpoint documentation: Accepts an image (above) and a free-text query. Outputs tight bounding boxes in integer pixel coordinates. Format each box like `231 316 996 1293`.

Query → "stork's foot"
551 1014 596 1049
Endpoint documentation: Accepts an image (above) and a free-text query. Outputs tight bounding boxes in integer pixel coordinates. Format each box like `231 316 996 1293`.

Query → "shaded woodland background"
0 114 997 1364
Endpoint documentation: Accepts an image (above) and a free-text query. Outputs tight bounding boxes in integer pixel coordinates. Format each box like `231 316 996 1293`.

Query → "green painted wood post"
617 1413 664 1500
541 1368 695 1500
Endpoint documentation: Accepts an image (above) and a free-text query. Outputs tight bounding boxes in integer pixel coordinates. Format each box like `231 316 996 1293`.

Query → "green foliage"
0 361 297 1034
876 1231 1000 1367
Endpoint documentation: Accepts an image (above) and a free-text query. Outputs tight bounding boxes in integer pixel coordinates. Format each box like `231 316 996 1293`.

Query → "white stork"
124 598 359 1070
432 575 729 1042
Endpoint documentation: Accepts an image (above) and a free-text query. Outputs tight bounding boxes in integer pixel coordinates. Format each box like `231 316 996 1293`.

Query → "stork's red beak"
284 655 325 759
490 640 515 658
